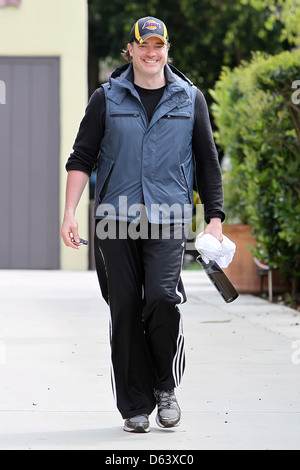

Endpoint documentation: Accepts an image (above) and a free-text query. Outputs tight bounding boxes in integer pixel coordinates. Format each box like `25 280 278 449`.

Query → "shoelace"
155 390 175 409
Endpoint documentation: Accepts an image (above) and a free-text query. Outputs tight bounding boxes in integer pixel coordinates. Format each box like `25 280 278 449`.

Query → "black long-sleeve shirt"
66 84 225 223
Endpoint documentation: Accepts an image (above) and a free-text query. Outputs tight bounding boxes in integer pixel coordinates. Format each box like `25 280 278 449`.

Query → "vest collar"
106 63 193 106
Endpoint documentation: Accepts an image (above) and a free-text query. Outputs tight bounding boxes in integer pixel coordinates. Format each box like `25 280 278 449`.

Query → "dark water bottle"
196 255 239 303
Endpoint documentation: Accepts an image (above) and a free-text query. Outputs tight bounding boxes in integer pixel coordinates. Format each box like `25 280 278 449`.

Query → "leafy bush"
211 49 300 294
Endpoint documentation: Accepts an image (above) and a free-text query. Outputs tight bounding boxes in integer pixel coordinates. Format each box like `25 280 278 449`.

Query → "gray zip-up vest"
95 63 197 224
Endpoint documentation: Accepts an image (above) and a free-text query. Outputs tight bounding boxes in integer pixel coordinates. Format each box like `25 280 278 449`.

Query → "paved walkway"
0 269 299 450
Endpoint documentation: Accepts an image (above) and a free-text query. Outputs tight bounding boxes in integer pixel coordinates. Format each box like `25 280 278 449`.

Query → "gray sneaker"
123 414 150 433
154 389 181 428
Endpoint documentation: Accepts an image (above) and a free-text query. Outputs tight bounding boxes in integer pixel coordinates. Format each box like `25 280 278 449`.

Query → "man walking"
60 16 225 433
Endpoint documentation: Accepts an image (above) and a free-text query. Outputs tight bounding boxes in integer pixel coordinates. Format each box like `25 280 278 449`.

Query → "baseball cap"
129 17 168 45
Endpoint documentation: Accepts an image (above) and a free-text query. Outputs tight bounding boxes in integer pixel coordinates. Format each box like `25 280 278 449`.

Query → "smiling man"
61 16 225 433
127 27 168 87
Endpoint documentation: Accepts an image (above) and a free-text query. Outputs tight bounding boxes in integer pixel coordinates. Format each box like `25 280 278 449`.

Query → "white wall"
0 0 89 269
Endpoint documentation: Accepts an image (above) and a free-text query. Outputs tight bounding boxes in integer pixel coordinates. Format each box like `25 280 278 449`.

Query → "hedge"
211 49 300 295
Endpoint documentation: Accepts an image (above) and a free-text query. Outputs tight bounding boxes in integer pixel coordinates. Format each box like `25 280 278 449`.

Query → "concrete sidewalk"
0 269 299 450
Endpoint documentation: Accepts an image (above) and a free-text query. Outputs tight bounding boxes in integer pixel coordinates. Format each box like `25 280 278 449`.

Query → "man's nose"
146 47 156 56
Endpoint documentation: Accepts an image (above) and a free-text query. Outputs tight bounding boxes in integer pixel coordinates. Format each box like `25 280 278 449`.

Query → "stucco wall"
0 0 89 270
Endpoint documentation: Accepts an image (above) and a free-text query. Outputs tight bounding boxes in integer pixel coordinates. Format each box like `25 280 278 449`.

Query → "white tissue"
195 232 236 268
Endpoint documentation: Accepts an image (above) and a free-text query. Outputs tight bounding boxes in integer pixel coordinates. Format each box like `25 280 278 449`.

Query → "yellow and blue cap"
129 17 168 45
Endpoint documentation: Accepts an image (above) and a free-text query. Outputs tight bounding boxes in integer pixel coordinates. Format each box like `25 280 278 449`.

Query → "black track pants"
94 221 187 419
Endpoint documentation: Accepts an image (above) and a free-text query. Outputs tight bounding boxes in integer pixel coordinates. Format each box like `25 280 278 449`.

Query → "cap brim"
138 34 167 45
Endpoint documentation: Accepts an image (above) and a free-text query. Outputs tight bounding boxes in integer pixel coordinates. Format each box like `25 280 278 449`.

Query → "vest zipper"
110 113 139 117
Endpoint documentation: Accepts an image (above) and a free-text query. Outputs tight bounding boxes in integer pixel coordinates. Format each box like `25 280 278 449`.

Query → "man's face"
128 37 169 80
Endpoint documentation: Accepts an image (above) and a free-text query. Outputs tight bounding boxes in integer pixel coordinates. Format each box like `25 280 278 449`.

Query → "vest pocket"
110 112 140 118
96 160 115 203
162 112 190 119
180 164 192 205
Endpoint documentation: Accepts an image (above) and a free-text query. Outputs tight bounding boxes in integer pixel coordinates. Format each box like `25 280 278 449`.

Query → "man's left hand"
204 218 223 243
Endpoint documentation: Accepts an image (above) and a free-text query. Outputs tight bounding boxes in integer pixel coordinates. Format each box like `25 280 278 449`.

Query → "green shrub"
211 49 300 295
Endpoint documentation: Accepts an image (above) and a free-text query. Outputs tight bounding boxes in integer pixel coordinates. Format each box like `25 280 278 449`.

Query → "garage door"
0 57 60 269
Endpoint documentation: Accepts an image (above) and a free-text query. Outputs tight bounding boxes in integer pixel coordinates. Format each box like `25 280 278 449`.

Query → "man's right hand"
60 213 81 250
60 170 90 250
